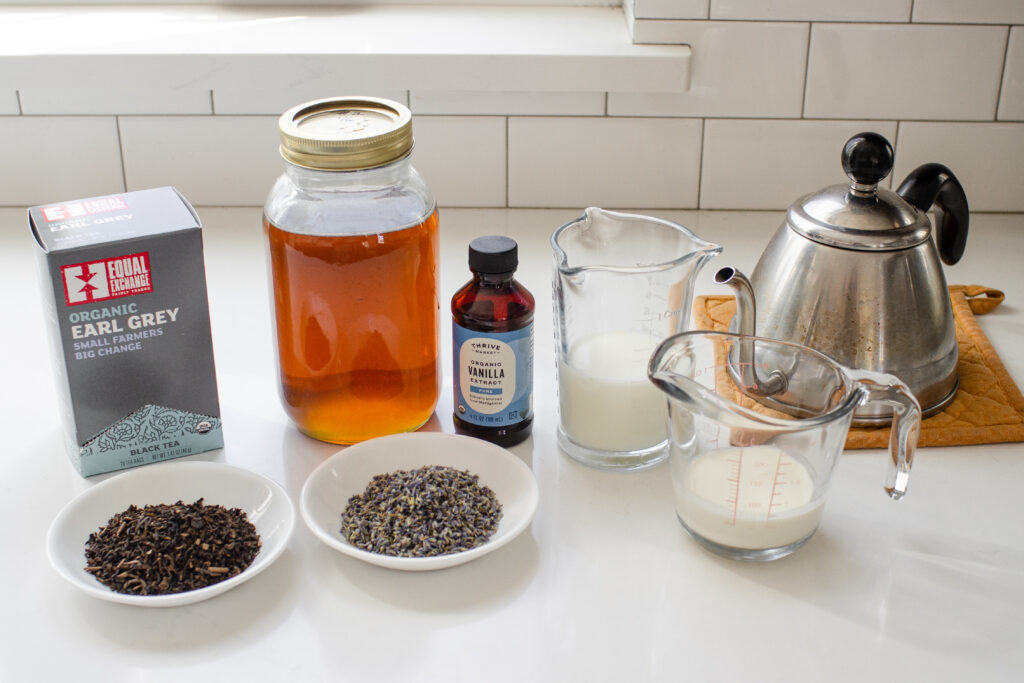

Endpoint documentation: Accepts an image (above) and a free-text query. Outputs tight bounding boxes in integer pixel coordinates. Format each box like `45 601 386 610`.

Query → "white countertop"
4 207 1024 681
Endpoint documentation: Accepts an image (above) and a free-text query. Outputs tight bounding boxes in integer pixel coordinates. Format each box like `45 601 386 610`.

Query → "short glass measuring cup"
551 208 721 470
648 331 921 561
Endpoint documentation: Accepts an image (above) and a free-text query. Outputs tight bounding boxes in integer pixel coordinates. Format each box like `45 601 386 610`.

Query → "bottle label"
453 322 533 427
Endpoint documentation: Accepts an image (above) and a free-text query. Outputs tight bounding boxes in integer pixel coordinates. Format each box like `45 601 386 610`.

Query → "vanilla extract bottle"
451 236 534 447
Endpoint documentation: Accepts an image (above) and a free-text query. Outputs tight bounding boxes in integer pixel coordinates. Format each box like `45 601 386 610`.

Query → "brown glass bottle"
451 236 534 447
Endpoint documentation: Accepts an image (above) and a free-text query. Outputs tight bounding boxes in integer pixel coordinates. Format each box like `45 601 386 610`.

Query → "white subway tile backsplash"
410 91 604 116
508 117 702 209
700 119 898 210
1 91 19 114
0 117 124 206
117 114 503 209
118 116 280 206
912 0 1024 25
609 22 807 118
633 0 709 20
710 0 910 22
0 8 1021 215
213 90 408 115
19 90 212 115
805 24 1007 121
412 116 506 208
998 28 1024 121
893 122 1024 212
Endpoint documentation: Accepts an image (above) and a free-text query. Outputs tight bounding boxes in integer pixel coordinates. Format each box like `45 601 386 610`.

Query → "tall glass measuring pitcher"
648 331 921 561
551 208 721 470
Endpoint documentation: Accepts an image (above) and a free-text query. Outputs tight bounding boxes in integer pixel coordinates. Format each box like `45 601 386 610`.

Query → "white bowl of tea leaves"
47 461 295 607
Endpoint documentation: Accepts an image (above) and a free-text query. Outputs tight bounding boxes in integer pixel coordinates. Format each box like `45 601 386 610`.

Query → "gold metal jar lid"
278 97 414 171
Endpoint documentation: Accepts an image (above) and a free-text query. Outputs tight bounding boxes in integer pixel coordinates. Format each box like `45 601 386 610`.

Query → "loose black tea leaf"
342 465 502 558
85 498 261 595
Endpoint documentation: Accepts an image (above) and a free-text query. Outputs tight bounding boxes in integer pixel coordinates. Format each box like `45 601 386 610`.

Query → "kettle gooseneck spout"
714 266 756 337
713 266 787 397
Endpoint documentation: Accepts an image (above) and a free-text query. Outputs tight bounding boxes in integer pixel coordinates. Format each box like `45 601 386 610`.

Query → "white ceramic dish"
46 461 295 607
300 432 539 571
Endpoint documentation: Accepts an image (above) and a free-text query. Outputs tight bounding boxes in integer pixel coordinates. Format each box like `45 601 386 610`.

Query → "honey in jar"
264 97 440 443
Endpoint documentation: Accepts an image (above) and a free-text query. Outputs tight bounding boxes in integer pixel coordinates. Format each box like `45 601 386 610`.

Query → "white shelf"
0 5 691 93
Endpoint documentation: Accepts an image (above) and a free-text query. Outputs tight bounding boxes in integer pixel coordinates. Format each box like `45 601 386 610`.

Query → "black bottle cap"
468 235 518 273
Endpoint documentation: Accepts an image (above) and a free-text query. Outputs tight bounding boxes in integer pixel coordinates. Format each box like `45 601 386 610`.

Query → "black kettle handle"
896 163 969 266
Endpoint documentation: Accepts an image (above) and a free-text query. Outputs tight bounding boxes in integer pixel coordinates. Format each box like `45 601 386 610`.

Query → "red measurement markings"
765 451 789 528
725 447 744 526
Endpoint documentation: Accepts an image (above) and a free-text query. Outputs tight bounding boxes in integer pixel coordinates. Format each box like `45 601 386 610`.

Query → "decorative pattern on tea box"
81 404 221 456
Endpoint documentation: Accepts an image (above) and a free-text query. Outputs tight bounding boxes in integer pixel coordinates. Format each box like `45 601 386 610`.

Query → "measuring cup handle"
849 370 922 500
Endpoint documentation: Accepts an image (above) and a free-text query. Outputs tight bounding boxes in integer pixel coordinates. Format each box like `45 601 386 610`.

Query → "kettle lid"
788 132 931 251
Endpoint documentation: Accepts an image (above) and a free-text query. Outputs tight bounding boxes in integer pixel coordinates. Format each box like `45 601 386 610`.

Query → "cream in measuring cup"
649 331 920 561
674 445 824 551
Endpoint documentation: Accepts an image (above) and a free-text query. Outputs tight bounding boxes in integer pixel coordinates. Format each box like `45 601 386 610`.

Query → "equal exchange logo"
62 252 153 306
41 196 128 222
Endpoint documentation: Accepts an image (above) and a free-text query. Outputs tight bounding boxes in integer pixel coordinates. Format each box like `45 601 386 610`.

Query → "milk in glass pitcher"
551 208 721 470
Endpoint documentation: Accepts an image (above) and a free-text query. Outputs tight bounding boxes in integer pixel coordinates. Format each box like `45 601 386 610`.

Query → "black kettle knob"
842 132 894 186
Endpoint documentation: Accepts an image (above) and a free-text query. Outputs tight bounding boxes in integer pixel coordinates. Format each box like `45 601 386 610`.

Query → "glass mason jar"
263 97 440 444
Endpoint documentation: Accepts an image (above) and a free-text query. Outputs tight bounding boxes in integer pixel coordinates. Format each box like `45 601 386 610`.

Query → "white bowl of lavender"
300 432 539 571
46 460 295 607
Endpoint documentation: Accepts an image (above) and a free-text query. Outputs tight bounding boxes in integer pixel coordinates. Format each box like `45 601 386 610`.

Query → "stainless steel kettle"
720 132 969 424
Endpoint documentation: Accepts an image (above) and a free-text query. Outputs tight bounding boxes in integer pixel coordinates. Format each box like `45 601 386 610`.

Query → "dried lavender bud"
84 498 261 595
342 465 502 558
